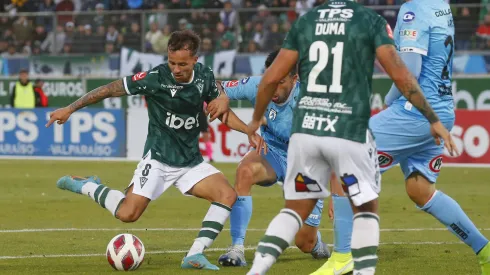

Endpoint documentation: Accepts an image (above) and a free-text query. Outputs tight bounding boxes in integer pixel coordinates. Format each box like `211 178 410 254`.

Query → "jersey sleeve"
222 76 260 103
395 5 430 55
282 17 300 51
373 14 395 49
122 68 161 96
204 67 220 103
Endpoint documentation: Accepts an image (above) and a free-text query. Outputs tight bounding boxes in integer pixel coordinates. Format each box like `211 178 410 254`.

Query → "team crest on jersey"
226 80 239 87
403 11 415 22
429 155 443 172
196 83 204 95
132 71 147 81
378 151 393 168
268 108 277 120
295 173 321 192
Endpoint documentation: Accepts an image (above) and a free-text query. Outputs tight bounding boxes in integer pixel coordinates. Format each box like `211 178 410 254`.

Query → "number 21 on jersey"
307 41 344 94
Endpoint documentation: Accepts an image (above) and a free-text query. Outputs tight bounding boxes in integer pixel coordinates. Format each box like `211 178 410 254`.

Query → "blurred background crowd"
0 0 487 58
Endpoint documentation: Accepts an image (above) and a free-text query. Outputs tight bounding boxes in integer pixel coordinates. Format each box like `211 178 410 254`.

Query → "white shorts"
128 151 221 200
284 133 381 207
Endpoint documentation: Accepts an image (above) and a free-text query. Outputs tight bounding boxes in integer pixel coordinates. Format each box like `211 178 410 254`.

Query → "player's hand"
207 96 230 122
328 198 334 220
249 133 267 155
430 121 459 156
247 119 262 150
46 107 72 127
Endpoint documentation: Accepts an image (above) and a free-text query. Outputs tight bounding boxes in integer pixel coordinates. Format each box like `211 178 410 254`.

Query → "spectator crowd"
0 0 487 58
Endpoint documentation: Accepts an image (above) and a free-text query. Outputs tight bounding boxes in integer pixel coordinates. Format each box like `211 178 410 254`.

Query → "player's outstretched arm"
219 109 247 134
376 45 458 156
207 90 230 122
46 80 126 127
220 109 267 154
68 79 126 113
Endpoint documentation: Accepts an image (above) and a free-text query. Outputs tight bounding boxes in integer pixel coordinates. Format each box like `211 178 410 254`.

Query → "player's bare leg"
219 151 276 266
115 185 150 222
311 174 354 275
219 151 328 267
405 172 490 274
295 200 330 259
181 172 237 271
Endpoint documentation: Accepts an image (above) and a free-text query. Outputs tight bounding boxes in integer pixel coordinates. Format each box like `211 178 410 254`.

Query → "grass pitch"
0 160 489 274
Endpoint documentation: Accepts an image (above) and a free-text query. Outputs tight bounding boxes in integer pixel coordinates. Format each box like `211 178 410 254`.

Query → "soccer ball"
106 233 145 271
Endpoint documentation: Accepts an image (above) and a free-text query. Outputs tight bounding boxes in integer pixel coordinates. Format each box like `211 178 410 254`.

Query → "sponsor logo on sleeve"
225 80 239 87
132 72 147 82
403 11 415 22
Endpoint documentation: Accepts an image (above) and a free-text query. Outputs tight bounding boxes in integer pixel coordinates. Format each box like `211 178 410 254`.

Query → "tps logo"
132 72 147 82
0 111 39 143
429 155 443 172
295 173 321 192
403 12 415 22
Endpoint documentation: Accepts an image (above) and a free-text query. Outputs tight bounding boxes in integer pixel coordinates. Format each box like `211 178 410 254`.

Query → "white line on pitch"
1 227 489 233
0 242 465 260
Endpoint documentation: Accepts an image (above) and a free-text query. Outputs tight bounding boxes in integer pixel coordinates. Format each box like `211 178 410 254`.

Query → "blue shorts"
369 106 454 183
261 146 287 184
259 146 324 227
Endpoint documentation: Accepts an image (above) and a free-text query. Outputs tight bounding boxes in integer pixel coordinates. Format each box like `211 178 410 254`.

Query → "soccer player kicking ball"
46 30 263 271
215 50 341 267
244 0 457 274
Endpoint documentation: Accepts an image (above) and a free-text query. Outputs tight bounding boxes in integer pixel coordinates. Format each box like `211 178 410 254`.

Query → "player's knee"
353 199 378 214
406 173 435 207
235 163 255 190
117 207 142 223
217 185 237 207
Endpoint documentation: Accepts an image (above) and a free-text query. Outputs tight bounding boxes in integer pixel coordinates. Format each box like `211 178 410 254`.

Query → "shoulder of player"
398 1 431 23
147 64 169 78
223 75 261 88
194 62 214 80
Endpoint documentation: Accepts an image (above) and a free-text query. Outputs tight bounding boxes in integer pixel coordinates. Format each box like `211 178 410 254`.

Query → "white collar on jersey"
172 70 195 84
274 82 297 107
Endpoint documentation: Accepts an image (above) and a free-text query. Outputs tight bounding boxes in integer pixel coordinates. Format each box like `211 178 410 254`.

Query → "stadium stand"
0 0 485 57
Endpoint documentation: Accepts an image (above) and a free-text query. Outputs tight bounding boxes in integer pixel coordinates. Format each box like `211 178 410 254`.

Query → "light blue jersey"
223 76 323 227
222 76 299 158
370 0 455 183
392 0 455 121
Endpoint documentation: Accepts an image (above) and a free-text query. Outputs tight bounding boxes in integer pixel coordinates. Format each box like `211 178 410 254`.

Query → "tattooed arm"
46 80 126 127
376 45 439 123
68 79 126 112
